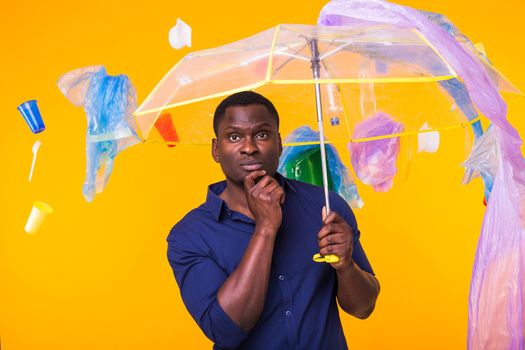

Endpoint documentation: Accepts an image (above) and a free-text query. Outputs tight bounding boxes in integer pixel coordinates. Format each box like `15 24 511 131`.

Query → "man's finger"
317 223 336 241
319 243 348 258
244 170 266 191
268 186 285 205
251 176 281 198
323 210 344 224
317 223 346 241
318 232 346 250
279 191 286 205
258 181 280 200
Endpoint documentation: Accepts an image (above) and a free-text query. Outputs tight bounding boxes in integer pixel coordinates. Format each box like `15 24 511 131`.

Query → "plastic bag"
58 66 140 202
348 111 403 192
278 126 363 208
462 126 498 201
468 127 525 349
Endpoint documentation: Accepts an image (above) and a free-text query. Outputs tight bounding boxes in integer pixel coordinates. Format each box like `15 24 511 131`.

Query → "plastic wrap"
278 126 363 208
58 66 140 202
349 112 403 192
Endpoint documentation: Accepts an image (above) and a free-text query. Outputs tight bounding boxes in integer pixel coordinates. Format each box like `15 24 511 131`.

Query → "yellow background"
1 0 525 349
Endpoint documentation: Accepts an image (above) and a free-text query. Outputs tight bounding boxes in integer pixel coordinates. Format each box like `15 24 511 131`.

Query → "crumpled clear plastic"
462 126 498 201
348 111 404 192
58 66 140 202
278 126 363 208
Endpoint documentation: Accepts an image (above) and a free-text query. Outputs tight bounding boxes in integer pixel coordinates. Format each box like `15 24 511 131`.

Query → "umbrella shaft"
314 82 331 215
309 39 331 215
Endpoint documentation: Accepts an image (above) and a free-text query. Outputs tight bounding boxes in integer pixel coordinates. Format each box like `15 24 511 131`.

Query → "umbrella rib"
411 28 458 77
271 42 310 76
276 51 310 62
319 41 355 61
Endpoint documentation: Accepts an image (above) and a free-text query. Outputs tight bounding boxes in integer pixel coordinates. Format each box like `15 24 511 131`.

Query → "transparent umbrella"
134 23 518 262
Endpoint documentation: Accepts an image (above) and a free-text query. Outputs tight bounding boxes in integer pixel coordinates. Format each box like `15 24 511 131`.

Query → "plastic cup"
17 100 46 134
154 113 179 147
24 201 54 234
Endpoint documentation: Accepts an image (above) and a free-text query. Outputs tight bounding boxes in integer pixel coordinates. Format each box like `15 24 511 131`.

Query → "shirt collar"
205 172 296 221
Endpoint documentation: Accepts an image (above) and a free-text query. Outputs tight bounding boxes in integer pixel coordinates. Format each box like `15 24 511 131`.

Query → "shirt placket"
276 269 299 349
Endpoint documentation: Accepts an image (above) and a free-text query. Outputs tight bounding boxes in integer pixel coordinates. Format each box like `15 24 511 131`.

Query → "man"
167 91 380 349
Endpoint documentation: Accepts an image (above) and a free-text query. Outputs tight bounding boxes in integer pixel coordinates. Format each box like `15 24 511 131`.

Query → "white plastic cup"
24 201 54 234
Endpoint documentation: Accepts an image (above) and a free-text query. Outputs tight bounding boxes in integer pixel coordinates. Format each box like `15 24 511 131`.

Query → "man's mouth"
240 163 264 171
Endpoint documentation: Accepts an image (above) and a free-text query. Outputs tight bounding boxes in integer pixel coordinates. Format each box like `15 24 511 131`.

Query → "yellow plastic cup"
24 201 54 234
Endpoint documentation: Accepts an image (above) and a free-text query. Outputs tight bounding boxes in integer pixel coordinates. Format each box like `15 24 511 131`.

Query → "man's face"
212 104 282 185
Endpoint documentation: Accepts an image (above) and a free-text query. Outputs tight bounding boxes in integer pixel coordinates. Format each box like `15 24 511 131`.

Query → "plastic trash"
468 131 525 349
349 111 404 192
169 18 192 49
154 113 179 147
57 66 140 202
25 201 53 234
17 100 45 134
418 123 440 153
278 126 363 209
28 140 41 182
462 126 498 200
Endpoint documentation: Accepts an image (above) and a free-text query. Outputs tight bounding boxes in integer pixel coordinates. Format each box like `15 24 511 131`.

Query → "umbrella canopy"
134 22 522 264
134 23 493 148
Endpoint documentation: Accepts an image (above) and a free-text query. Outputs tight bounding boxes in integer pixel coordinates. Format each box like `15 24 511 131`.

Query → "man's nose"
241 137 258 155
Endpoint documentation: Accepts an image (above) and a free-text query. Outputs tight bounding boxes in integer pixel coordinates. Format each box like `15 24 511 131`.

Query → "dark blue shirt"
167 173 374 350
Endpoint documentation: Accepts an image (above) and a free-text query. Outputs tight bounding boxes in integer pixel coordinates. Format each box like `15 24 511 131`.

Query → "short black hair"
213 91 279 136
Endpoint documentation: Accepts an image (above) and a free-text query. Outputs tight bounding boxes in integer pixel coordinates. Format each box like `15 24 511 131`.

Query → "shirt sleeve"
330 193 375 275
167 226 249 348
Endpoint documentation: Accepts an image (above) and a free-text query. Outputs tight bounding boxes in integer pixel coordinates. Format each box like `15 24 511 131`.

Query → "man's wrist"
335 257 357 273
254 225 278 238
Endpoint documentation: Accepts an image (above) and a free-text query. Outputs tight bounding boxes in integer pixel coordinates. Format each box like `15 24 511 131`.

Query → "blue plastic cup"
17 100 45 134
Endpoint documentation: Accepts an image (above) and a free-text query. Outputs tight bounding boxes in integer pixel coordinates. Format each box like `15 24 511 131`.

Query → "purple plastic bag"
349 112 403 192
319 1 525 348
469 132 525 349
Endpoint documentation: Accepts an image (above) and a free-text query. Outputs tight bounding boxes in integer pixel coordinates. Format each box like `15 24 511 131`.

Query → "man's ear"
211 138 220 163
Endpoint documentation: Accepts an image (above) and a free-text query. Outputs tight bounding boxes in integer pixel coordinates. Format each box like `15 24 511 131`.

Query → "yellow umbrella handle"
312 253 340 263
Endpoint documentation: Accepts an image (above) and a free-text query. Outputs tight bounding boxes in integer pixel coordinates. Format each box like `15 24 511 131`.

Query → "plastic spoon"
29 140 41 182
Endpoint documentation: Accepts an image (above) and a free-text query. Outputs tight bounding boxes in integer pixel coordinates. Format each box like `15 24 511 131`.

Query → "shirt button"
278 275 285 281
285 310 292 317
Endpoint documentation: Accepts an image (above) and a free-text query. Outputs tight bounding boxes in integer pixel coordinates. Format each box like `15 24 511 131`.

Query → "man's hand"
318 206 354 271
244 170 285 235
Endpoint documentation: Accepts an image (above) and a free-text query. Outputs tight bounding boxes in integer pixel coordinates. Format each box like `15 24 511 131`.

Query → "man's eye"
228 135 240 142
256 132 269 139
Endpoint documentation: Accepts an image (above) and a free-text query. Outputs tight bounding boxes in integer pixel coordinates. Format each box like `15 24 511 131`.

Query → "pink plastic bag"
468 127 525 349
348 111 403 192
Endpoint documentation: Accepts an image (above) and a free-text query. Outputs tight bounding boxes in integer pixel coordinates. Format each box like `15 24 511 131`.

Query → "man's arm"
317 209 380 319
334 257 380 318
217 170 285 331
